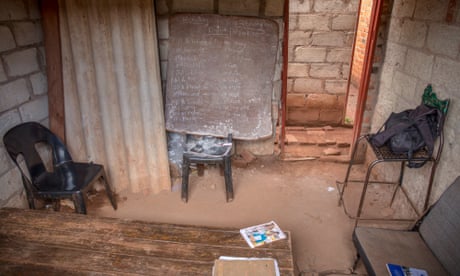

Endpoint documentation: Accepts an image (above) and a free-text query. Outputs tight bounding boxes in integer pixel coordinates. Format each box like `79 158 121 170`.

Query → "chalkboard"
165 14 279 140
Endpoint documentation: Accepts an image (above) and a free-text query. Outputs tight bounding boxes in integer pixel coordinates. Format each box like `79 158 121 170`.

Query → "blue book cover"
386 263 428 276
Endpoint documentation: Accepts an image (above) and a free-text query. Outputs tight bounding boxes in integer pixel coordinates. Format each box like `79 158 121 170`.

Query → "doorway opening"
278 0 386 162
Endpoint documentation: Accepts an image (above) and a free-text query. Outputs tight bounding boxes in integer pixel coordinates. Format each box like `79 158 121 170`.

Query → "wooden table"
0 208 295 275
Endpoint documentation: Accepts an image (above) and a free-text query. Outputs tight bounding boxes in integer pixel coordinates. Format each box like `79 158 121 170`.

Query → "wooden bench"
0 208 295 275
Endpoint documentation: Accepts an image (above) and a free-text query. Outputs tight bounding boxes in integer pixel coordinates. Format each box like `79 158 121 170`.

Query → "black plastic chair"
181 134 233 202
3 122 117 214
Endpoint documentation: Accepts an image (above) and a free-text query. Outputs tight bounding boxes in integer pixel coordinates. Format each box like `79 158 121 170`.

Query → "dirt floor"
92 156 370 275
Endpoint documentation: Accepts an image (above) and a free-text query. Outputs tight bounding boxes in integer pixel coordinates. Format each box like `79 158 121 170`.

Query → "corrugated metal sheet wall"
58 0 171 194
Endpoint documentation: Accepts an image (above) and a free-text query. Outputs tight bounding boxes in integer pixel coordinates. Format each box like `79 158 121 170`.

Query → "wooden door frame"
40 0 65 142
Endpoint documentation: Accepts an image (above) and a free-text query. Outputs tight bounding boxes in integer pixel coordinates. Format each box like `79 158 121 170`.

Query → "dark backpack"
370 104 444 168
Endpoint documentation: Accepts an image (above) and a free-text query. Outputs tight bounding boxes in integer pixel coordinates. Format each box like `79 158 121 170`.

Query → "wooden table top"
0 208 295 275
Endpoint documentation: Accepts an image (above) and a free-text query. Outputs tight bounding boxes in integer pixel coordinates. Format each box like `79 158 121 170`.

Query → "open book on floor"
240 221 286 248
386 263 428 276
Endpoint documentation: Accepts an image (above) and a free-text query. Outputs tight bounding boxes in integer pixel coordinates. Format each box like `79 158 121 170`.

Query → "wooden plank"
0 240 212 275
0 224 294 270
40 0 65 141
0 209 295 275
0 209 290 250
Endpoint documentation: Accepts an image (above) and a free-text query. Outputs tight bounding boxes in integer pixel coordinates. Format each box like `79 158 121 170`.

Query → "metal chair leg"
355 159 382 227
182 157 190 203
101 170 117 210
338 135 366 206
72 191 87 214
224 156 233 202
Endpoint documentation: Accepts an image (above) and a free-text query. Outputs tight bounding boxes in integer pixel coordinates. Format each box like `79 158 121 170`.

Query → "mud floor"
88 156 376 275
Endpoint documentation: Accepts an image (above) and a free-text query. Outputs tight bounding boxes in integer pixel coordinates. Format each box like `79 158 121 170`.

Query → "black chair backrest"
419 176 460 275
3 122 72 184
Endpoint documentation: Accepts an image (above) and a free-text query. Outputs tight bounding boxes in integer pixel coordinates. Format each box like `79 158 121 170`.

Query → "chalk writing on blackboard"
165 14 279 140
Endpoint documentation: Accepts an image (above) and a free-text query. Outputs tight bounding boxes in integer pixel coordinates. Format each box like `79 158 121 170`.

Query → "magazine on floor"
240 221 286 248
386 263 428 276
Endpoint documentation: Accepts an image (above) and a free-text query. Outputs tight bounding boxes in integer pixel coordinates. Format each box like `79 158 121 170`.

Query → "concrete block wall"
156 0 284 155
287 0 359 126
371 0 460 210
0 0 48 208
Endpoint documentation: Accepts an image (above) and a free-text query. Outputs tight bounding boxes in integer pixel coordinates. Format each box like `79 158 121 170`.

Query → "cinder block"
287 93 306 107
399 19 427 48
287 107 319 125
0 64 7 82
160 61 167 81
0 26 16 52
13 22 43 46
414 0 448 21
382 41 407 69
287 79 294 92
265 0 284 17
314 0 358 13
342 64 350 78
19 95 49 122
0 168 24 207
305 93 338 109
404 49 433 80
312 32 346 47
332 15 356 30
237 137 274 156
310 63 341 78
295 47 326 62
0 167 23 202
392 71 417 102
289 0 311 13
289 31 312 47
289 15 298 30
156 16 169 40
0 109 21 138
319 109 343 124
325 80 348 94
0 79 30 112
30 72 48 95
172 0 214 13
432 57 460 93
158 40 168 60
293 78 323 93
288 63 309 77
0 144 13 175
39 46 46 66
219 0 259 16
0 1 27 21
4 48 40 77
155 0 169 15
392 0 416 18
298 15 330 31
327 48 352 63
427 23 460 59
26 0 41 19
